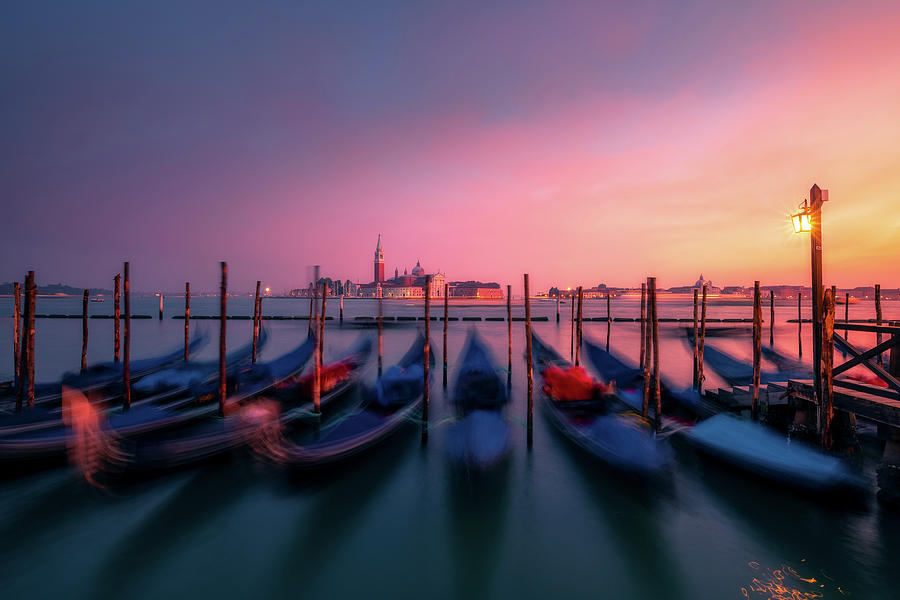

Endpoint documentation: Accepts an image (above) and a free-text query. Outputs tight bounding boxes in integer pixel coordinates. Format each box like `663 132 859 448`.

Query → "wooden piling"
443 283 448 387
185 282 191 361
821 289 835 448
13 282 20 389
649 277 661 432
752 281 762 421
218 261 227 417
524 274 534 447
507 284 512 381
313 281 327 414
26 273 35 408
339 294 344 323
575 286 583 366
318 283 327 378
698 283 708 392
377 294 383 376
113 274 120 362
876 284 883 366
845 292 850 341
606 292 611 352
123 263 131 410
252 280 261 364
308 288 315 337
769 290 775 346
423 275 432 443
16 273 33 411
640 283 647 371
570 295 575 361
797 292 803 358
158 292 163 320
81 289 89 373
641 280 650 419
556 294 560 323
692 288 699 389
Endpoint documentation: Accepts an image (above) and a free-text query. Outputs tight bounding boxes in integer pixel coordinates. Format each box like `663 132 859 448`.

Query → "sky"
1 0 899 294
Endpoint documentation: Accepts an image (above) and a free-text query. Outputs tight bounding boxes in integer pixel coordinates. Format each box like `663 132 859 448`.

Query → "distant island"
0 282 113 296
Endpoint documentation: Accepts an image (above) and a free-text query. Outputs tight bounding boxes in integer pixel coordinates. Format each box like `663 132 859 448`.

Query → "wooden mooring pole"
649 277 661 432
123 263 131 410
308 291 315 337
314 281 327 414
845 292 850 342
570 294 575 361
575 286 583 366
641 281 650 419
769 290 775 346
158 293 163 320
339 294 344 324
640 283 647 374
377 294 383 376
797 293 803 358
606 292 611 351
185 282 191 361
218 262 227 417
253 280 261 364
524 274 534 447
507 284 512 383
16 272 34 411
692 289 699 389
443 283 449 387
13 282 20 389
876 284 883 367
113 274 120 362
556 294 560 323
821 289 835 448
422 275 432 444
81 289 89 373
698 283 708 391
752 281 762 421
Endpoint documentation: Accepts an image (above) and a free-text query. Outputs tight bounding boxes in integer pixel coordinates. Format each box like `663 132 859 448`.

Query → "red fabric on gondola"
541 366 612 402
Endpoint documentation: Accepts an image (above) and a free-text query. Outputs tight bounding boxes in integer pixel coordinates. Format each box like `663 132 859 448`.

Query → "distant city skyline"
2 2 899 294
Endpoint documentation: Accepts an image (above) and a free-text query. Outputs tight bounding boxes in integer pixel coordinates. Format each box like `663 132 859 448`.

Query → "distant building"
449 281 503 299
374 234 385 283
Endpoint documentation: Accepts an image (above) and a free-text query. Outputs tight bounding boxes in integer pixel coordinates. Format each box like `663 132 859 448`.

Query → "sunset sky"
2 1 899 293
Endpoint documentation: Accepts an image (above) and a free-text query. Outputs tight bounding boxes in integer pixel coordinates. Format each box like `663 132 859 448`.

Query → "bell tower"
374 234 385 283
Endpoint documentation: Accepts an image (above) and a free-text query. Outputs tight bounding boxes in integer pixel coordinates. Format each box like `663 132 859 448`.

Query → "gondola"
0 330 211 411
0 330 314 468
532 333 670 477
681 413 866 494
685 341 806 387
276 333 431 468
106 335 372 474
445 330 510 469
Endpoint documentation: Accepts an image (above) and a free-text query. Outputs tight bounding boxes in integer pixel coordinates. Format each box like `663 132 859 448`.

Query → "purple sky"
2 1 899 293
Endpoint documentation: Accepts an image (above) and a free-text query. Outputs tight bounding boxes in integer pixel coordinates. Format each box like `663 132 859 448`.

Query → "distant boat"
90 297 105 302
836 296 858 305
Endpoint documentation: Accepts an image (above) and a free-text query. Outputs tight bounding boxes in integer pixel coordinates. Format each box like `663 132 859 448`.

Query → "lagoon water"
2 296 900 599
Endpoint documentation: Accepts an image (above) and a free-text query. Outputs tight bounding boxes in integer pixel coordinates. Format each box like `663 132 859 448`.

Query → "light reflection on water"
0 297 899 599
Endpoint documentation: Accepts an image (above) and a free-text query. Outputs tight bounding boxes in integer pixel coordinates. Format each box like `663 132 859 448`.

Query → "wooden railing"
832 322 900 401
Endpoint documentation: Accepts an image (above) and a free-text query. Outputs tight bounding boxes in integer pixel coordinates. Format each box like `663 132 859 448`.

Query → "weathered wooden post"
642 280 650 419
318 282 327 377
218 262 227 417
574 286 583 366
821 289 835 448
570 295 575 361
253 280 261 364
16 273 33 411
185 282 191 361
313 281 327 414
769 290 775 346
649 277 661 432
422 275 432 443
698 283 708 391
797 292 803 358
26 273 35 408
640 283 647 371
692 288 699 389
845 292 850 342
809 184 826 413
606 292 611 351
556 294 560 323
377 293 383 376
752 281 762 421
443 283 449 387
158 292 163 320
113 274 120 362
123 263 131 410
308 290 315 337
339 294 344 324
524 274 534 447
81 289 89 373
876 284 883 367
13 282 20 389
507 284 512 382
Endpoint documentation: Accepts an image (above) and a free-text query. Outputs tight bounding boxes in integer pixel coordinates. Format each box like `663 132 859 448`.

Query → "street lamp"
791 200 812 233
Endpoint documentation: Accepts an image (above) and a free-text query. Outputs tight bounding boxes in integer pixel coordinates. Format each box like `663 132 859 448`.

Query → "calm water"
1 296 900 600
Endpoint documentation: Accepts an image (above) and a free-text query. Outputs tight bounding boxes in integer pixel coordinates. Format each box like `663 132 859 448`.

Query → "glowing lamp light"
791 211 812 233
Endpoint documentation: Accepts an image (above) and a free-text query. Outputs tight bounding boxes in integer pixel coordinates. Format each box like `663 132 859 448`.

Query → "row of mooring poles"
422 275 431 444
16 271 36 411
524 274 534 447
638 278 662 429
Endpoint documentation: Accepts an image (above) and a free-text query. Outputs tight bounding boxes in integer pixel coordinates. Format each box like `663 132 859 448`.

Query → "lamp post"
792 183 828 436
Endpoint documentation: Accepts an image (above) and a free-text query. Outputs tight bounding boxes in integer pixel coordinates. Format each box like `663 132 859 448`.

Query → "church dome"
411 260 425 276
